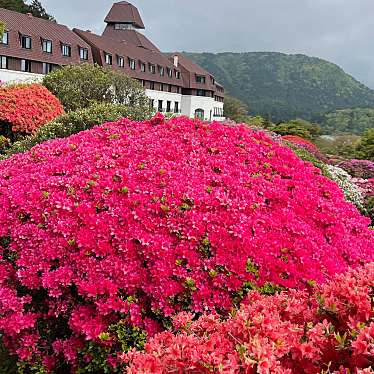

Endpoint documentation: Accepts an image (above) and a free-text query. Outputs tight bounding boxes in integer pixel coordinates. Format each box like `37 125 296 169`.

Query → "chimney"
173 55 179 67
86 30 92 33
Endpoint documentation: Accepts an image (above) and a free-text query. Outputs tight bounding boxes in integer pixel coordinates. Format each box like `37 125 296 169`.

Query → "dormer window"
61 43 71 57
175 70 181 79
128 58 136 70
196 75 206 84
117 55 124 67
79 47 88 60
159 66 164 76
167 68 172 77
105 53 112 65
140 62 146 72
21 35 32 49
42 39 52 53
149 64 155 74
0 31 9 45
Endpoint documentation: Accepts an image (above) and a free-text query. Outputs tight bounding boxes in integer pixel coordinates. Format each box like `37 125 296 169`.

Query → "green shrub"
43 64 150 112
1 102 153 159
356 128 374 161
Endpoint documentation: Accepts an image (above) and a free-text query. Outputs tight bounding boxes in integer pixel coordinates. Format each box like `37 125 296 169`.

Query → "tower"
104 1 145 31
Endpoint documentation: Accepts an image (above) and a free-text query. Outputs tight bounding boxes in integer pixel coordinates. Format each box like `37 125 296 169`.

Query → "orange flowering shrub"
0 83 64 135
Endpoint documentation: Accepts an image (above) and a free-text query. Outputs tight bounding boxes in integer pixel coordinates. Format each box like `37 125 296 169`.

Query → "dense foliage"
356 128 374 161
0 0 54 20
223 95 250 123
271 119 322 140
0 115 372 372
184 52 374 123
0 83 64 139
43 64 150 112
1 102 153 159
126 263 374 373
322 108 374 135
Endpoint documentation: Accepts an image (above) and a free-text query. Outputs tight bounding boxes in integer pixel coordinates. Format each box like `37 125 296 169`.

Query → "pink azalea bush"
339 159 374 180
126 263 374 373
281 135 327 162
0 114 373 371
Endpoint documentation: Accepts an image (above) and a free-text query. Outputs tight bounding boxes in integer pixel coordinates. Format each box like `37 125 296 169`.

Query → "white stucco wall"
0 69 43 83
145 89 182 112
181 95 216 121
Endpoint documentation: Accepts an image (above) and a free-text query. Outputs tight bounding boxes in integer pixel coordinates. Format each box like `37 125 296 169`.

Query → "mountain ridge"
183 51 374 123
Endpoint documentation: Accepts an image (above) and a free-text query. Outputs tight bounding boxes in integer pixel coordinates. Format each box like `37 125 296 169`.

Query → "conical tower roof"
104 1 145 29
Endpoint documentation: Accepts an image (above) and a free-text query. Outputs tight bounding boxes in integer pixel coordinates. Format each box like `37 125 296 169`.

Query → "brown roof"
104 1 145 29
102 27 159 51
171 53 217 91
0 7 93 65
74 29 182 86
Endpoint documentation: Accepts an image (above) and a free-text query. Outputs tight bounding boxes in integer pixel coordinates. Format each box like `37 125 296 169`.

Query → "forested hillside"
184 52 374 122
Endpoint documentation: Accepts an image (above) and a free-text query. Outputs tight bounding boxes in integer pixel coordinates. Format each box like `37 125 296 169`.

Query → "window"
149 64 155 74
105 53 112 65
79 48 88 60
117 55 124 67
195 108 204 119
159 66 164 76
196 75 206 84
21 59 32 72
0 56 8 69
166 101 171 112
161 84 165 91
42 39 52 53
174 102 179 113
128 58 136 70
175 70 181 79
167 68 172 77
211 77 215 84
149 81 155 90
43 62 53 74
196 89 205 96
114 23 134 30
0 31 9 45
61 44 71 57
158 100 163 112
140 62 146 72
168 84 172 92
21 35 32 49
150 99 154 108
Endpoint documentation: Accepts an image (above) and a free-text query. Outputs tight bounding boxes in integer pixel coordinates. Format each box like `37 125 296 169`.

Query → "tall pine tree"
0 0 54 21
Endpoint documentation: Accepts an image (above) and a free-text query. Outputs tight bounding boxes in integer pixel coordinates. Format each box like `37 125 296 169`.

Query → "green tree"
43 64 150 112
0 0 29 13
271 119 321 140
356 128 374 161
28 0 54 20
224 95 249 123
0 0 54 20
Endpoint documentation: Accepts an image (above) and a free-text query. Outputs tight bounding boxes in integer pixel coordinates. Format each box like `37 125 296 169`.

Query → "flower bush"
339 159 374 180
326 165 367 213
0 83 64 135
282 135 328 162
126 263 374 373
0 115 373 371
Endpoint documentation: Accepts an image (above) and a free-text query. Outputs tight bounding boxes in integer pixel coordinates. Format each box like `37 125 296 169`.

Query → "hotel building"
0 1 225 121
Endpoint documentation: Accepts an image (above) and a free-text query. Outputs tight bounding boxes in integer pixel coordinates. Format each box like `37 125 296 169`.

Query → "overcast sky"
41 0 374 88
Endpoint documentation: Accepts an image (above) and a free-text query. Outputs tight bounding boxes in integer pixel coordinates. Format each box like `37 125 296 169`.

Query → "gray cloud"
42 0 374 88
